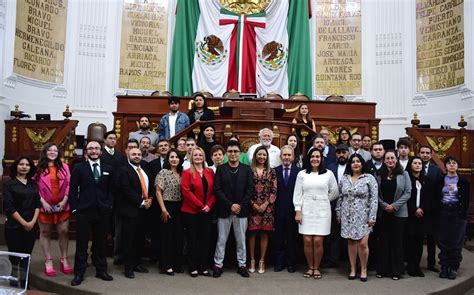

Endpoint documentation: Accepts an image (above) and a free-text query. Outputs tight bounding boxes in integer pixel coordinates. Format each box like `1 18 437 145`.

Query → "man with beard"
322 143 350 268
159 97 190 140
116 148 154 278
308 133 336 166
419 145 443 273
129 116 159 152
349 133 371 162
69 140 114 286
247 128 281 168
139 136 157 163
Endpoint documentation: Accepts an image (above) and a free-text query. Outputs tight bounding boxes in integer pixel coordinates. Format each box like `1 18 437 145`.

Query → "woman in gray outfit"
375 150 411 280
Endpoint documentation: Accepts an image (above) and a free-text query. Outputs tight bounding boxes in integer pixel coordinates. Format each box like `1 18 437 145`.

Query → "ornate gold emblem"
25 128 57 151
321 126 358 146
426 136 455 159
219 0 271 14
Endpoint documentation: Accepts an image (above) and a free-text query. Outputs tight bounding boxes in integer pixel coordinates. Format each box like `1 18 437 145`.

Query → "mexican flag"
169 0 312 98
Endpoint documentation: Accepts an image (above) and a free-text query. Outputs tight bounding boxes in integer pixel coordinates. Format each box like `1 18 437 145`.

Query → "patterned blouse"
155 169 182 202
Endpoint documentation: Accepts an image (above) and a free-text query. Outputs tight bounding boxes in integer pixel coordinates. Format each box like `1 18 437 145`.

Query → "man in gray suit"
349 133 371 162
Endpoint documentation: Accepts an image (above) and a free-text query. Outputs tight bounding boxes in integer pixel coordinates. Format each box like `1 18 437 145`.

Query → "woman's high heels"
59 257 73 275
258 260 265 274
249 260 256 273
44 259 56 277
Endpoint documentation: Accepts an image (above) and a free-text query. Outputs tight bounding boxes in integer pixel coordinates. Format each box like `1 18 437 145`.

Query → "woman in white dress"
294 148 339 279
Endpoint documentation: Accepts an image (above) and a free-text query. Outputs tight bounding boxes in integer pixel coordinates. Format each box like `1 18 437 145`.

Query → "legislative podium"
219 100 285 120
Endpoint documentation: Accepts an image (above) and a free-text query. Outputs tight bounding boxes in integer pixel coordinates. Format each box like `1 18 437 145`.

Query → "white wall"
0 0 473 175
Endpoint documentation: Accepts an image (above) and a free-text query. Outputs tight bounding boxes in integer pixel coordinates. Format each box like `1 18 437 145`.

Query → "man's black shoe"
96 271 113 281
287 266 296 273
213 266 223 278
274 265 284 272
124 270 135 279
133 265 149 273
71 275 83 286
237 266 250 278
439 267 448 279
428 265 440 273
448 268 457 280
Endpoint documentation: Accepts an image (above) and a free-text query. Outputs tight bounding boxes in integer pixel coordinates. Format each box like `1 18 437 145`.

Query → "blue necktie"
284 167 289 186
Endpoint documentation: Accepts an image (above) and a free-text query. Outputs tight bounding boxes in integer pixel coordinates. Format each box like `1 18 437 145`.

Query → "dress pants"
114 212 123 259
214 215 248 268
183 212 211 271
5 226 36 283
437 205 466 269
406 217 424 274
425 217 437 268
121 213 146 272
74 207 110 276
274 214 298 268
145 205 160 261
322 204 341 265
160 201 183 270
376 213 406 277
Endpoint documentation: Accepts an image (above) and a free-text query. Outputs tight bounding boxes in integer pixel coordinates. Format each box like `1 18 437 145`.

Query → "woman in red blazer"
181 147 215 277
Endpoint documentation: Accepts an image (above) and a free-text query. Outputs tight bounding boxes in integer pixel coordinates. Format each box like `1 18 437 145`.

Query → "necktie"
284 167 289 186
137 167 149 200
93 163 100 183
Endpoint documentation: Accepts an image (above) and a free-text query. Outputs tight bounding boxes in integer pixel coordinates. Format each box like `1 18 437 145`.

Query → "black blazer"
213 163 254 218
100 149 124 170
187 108 216 124
437 174 470 219
425 163 443 184
68 161 114 212
148 157 164 182
407 176 436 218
116 164 155 218
275 165 301 218
364 160 381 175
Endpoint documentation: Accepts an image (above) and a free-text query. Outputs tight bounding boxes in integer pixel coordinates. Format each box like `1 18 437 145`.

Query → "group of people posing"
3 97 470 289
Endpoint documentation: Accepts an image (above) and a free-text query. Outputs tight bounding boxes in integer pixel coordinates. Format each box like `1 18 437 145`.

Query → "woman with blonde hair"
181 147 216 277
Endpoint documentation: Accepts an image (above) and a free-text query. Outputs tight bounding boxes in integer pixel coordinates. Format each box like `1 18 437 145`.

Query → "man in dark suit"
274 145 302 273
419 145 443 272
116 147 154 278
308 134 336 167
69 140 114 286
213 140 255 278
322 144 350 268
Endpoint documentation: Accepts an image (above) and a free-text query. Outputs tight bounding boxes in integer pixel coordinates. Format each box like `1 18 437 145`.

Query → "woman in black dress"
198 124 219 166
188 94 215 124
292 104 316 144
3 156 41 288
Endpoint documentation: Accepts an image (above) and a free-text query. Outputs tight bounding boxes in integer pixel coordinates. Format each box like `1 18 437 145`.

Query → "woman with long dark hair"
375 150 411 280
285 134 303 168
181 147 216 277
292 104 316 143
197 124 218 166
293 149 339 279
248 146 277 274
405 156 433 277
36 142 72 276
188 94 215 124
336 153 378 282
3 157 41 288
155 149 184 275
336 128 352 146
437 156 470 280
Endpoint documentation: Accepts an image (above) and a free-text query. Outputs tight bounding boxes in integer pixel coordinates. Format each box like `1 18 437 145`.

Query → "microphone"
125 73 131 96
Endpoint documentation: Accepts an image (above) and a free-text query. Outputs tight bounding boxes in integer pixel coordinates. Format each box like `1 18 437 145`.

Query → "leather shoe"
133 265 149 273
96 271 113 281
237 266 250 278
213 266 223 278
124 270 135 279
448 268 457 280
71 275 83 286
428 265 440 273
274 265 284 272
287 266 295 273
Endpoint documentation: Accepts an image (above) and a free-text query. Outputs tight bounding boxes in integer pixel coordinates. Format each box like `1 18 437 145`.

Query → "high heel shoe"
258 260 265 274
44 259 56 277
249 260 256 273
59 257 73 275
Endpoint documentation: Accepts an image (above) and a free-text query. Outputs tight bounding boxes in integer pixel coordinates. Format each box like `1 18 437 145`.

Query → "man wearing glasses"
69 141 114 286
213 140 255 278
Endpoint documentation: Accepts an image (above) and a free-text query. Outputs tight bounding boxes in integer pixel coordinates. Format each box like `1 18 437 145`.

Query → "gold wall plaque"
426 136 455 159
25 128 57 151
14 0 68 83
315 0 362 95
416 0 464 91
119 0 169 90
219 0 270 15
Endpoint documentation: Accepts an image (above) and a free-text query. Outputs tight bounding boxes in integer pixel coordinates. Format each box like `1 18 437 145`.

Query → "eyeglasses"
227 150 240 154
87 147 101 151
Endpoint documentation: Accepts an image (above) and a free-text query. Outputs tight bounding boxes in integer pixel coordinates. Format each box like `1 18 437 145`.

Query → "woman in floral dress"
248 146 277 274
336 153 378 282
